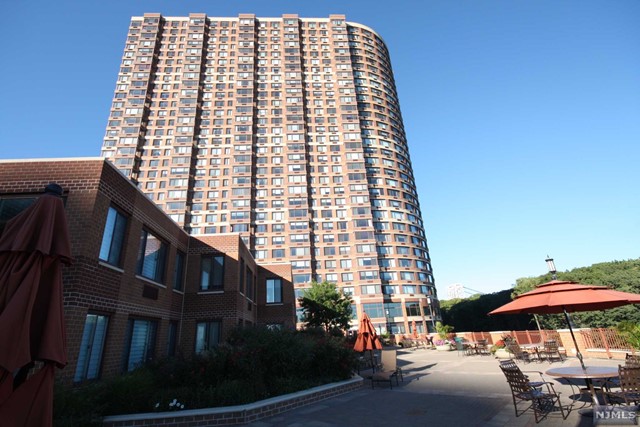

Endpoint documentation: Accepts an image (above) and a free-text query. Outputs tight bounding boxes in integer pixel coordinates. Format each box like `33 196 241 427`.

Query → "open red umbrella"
0 184 72 426
489 280 640 369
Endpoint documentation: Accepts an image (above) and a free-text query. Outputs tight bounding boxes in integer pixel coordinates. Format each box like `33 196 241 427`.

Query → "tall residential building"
101 13 440 334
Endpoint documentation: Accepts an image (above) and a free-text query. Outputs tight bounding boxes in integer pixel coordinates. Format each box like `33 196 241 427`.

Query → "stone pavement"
243 348 624 427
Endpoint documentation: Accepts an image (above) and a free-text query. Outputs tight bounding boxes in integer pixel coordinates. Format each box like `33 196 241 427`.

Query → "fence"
460 330 560 346
580 328 633 358
459 328 633 358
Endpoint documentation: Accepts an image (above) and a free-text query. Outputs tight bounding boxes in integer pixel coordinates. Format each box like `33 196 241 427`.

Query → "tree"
439 259 640 332
511 258 640 329
441 290 535 332
299 280 353 334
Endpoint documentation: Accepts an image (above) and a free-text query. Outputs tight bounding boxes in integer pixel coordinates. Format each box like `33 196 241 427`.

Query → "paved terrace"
245 348 623 427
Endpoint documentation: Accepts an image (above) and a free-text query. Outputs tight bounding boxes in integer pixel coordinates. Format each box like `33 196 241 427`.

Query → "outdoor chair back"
618 365 640 405
506 342 531 363
499 360 567 423
371 349 403 389
476 339 490 356
455 339 474 356
626 353 640 368
540 340 564 363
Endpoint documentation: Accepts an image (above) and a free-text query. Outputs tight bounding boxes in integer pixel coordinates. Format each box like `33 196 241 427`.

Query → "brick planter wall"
102 376 363 426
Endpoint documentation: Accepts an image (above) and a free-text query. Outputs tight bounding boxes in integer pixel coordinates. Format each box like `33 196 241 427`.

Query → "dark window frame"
200 254 225 291
123 318 157 372
74 312 109 382
266 277 282 304
136 229 167 283
195 320 221 353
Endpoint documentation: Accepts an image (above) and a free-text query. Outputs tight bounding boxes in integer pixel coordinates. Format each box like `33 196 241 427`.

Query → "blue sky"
2 1 639 298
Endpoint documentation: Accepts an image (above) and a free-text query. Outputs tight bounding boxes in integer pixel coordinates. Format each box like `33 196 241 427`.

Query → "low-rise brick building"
0 158 294 384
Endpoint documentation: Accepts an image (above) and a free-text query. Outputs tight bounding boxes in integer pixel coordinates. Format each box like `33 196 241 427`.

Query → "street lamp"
426 297 436 333
545 256 557 280
385 308 391 335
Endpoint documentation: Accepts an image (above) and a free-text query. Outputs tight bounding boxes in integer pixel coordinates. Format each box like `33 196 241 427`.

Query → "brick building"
0 158 294 383
101 13 440 334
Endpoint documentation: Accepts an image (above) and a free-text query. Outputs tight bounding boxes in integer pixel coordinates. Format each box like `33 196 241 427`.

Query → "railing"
465 331 493 343
580 328 633 358
511 330 558 345
444 328 635 358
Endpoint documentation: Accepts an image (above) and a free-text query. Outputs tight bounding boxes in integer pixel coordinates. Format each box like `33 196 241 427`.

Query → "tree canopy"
441 290 535 332
511 258 640 329
298 280 353 334
441 258 640 332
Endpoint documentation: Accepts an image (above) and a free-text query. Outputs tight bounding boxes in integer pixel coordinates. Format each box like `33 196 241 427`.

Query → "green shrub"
101 369 156 415
617 321 640 349
53 381 105 427
55 326 356 423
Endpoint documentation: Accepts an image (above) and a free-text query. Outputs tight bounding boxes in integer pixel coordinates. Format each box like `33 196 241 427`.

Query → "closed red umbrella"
0 184 72 426
412 320 418 339
354 313 382 352
489 280 640 368
354 313 382 372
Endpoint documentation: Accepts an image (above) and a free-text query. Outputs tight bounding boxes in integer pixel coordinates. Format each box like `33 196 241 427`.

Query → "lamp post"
385 308 391 335
546 256 557 280
545 256 581 365
426 297 436 333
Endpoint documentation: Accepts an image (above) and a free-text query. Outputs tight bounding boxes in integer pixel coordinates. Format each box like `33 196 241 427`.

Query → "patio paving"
244 347 624 426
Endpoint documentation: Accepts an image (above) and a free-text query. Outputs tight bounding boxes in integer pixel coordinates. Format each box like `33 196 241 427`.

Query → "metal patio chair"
499 360 568 423
371 349 403 389
539 340 564 363
506 342 532 363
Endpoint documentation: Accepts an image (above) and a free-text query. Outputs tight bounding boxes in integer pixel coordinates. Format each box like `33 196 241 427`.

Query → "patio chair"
357 351 378 374
454 339 474 356
626 353 640 368
371 349 403 389
539 340 564 363
499 360 568 423
506 342 532 363
605 365 640 406
475 339 491 356
598 353 640 394
499 360 546 389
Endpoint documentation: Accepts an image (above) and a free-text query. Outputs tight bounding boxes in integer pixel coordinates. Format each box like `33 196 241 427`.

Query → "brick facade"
100 13 440 335
0 158 293 384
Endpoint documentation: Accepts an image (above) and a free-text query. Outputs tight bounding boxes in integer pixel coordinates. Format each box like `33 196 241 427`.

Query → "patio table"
520 343 542 361
545 365 619 410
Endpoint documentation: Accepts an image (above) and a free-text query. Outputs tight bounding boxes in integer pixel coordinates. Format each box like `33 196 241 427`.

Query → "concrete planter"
494 348 512 359
436 344 454 351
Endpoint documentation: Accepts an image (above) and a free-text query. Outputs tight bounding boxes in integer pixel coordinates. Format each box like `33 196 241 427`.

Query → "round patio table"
545 366 619 409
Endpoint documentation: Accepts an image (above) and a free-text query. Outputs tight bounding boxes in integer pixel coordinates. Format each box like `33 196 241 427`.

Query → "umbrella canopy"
488 280 640 315
489 279 640 368
354 313 382 352
0 184 72 425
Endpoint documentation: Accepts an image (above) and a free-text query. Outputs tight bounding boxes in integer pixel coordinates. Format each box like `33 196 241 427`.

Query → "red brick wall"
0 158 296 385
257 263 295 328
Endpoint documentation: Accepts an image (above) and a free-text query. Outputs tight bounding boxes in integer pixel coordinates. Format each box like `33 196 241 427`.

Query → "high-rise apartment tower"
101 13 439 333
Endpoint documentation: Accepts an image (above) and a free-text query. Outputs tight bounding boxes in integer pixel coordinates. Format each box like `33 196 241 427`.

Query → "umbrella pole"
563 307 586 370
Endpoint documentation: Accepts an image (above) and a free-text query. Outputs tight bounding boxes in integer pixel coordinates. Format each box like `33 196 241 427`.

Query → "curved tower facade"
101 13 440 334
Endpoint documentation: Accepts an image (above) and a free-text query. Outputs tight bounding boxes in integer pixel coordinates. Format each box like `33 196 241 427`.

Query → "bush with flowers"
490 334 515 354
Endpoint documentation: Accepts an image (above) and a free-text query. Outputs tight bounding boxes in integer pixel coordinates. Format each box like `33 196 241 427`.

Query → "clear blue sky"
2 0 639 298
